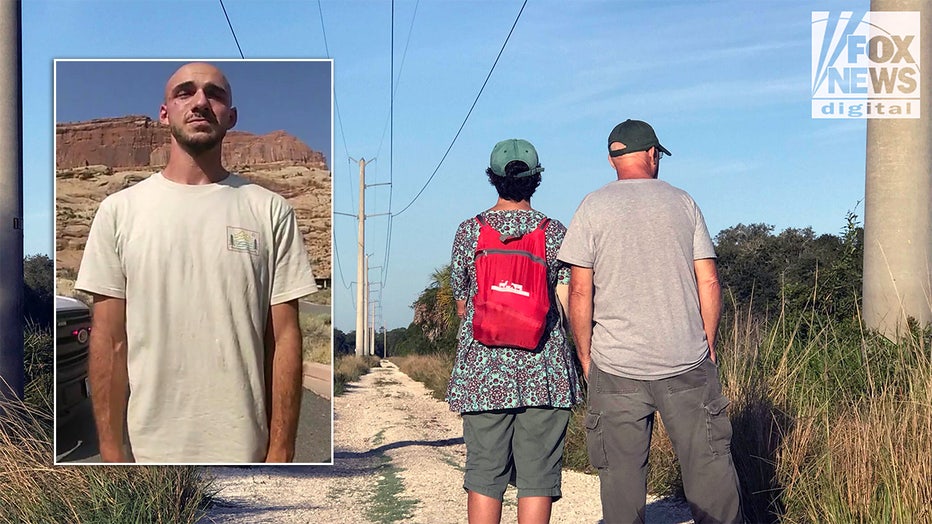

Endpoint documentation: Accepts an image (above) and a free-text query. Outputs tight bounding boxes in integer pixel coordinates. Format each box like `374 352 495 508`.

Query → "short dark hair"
486 161 541 202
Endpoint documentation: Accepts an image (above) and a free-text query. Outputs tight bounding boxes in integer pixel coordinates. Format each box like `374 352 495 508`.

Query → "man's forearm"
568 266 595 378
568 299 593 376
88 297 130 462
695 259 723 361
266 303 302 462
699 283 722 358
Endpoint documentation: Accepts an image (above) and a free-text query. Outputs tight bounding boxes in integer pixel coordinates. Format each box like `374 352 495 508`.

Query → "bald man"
559 120 742 523
76 62 317 463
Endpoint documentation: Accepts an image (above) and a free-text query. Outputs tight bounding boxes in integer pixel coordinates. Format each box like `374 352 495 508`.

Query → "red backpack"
472 215 551 350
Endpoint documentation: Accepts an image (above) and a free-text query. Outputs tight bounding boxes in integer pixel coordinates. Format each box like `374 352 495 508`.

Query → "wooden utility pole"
0 0 23 399
864 1 932 336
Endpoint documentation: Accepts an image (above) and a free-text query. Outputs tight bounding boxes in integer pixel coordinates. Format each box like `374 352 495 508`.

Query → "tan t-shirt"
76 172 317 463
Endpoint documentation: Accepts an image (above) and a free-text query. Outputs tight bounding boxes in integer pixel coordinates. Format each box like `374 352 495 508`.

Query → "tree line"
335 215 864 358
23 254 54 330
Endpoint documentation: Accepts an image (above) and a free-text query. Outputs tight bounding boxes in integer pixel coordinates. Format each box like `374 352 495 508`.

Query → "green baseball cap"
607 119 671 157
489 138 544 177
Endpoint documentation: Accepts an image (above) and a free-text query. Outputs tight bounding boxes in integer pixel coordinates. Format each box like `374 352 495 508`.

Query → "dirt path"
202 361 693 523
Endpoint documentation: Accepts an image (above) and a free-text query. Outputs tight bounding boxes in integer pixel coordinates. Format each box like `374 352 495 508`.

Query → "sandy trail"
202 360 693 523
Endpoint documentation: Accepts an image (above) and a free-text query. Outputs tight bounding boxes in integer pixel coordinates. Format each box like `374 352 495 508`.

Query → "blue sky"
23 1 870 332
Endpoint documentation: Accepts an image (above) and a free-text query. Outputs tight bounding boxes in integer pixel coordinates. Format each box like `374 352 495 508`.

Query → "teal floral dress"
445 209 583 413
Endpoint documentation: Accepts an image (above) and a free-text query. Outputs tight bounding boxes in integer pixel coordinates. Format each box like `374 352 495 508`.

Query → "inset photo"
53 59 333 465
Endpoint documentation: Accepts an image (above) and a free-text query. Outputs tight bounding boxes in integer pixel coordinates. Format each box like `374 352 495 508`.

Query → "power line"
317 0 353 215
332 164 354 292
377 0 419 288
375 0 419 160
218 0 245 59
392 0 528 218
381 214 394 287
316 0 357 313
317 0 349 164
384 0 395 288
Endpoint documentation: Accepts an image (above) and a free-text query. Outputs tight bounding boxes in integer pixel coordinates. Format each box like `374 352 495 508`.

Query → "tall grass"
389 355 454 401
561 405 590 474
762 319 932 523
1 323 211 523
23 320 54 411
0 396 212 523
334 355 380 396
389 309 932 522
663 305 932 523
301 312 331 365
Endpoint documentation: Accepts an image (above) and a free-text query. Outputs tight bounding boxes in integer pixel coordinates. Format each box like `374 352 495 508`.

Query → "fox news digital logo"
812 11 920 119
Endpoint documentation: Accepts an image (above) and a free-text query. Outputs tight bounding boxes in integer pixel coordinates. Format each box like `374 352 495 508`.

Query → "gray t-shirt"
76 172 317 463
558 179 716 380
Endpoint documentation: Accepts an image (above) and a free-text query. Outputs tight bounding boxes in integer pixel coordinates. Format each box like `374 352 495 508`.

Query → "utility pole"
864 0 932 336
367 266 382 358
0 0 23 399
369 301 376 357
363 253 370 356
346 158 389 357
368 292 375 357
355 159 366 356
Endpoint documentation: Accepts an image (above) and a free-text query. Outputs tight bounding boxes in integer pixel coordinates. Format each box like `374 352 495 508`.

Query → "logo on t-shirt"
227 226 260 256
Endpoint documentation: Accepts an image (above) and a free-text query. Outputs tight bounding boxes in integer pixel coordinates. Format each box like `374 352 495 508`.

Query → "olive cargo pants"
586 359 744 524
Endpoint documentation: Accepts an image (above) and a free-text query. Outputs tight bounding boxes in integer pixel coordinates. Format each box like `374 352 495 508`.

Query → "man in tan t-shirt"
76 62 317 463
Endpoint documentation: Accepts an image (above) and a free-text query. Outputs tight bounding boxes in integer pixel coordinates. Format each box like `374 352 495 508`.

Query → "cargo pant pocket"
704 395 733 457
584 411 608 469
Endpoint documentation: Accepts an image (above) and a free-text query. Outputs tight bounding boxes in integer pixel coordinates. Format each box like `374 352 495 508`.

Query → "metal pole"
0 0 23 399
369 301 377 357
864 1 932 336
367 267 382 358
355 159 366 356
363 254 370 356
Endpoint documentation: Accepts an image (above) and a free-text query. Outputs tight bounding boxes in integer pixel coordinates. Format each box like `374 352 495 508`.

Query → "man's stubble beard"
170 122 226 155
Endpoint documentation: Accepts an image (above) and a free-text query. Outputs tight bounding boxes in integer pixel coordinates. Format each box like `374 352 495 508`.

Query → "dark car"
56 295 91 421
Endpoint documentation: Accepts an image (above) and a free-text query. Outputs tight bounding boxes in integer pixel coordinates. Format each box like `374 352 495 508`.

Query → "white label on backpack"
491 280 530 297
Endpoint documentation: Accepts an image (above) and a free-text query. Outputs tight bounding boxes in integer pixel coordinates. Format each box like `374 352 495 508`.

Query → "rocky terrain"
56 115 328 170
55 116 331 292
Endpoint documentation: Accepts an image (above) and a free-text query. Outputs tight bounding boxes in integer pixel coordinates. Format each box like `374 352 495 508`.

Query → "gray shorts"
461 406 571 501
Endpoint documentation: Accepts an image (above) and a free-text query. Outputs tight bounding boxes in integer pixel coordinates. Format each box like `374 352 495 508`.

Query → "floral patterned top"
445 209 583 413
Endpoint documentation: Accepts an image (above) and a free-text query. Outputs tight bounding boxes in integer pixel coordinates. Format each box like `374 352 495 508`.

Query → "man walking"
76 62 317 463
558 120 743 523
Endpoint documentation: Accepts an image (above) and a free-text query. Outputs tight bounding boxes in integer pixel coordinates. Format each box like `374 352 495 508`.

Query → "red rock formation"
56 116 327 170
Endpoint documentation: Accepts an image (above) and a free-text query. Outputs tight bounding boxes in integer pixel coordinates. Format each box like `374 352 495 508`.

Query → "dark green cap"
489 138 544 177
607 119 671 157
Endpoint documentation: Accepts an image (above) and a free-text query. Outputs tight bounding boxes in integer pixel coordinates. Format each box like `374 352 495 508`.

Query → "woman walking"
446 139 582 524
